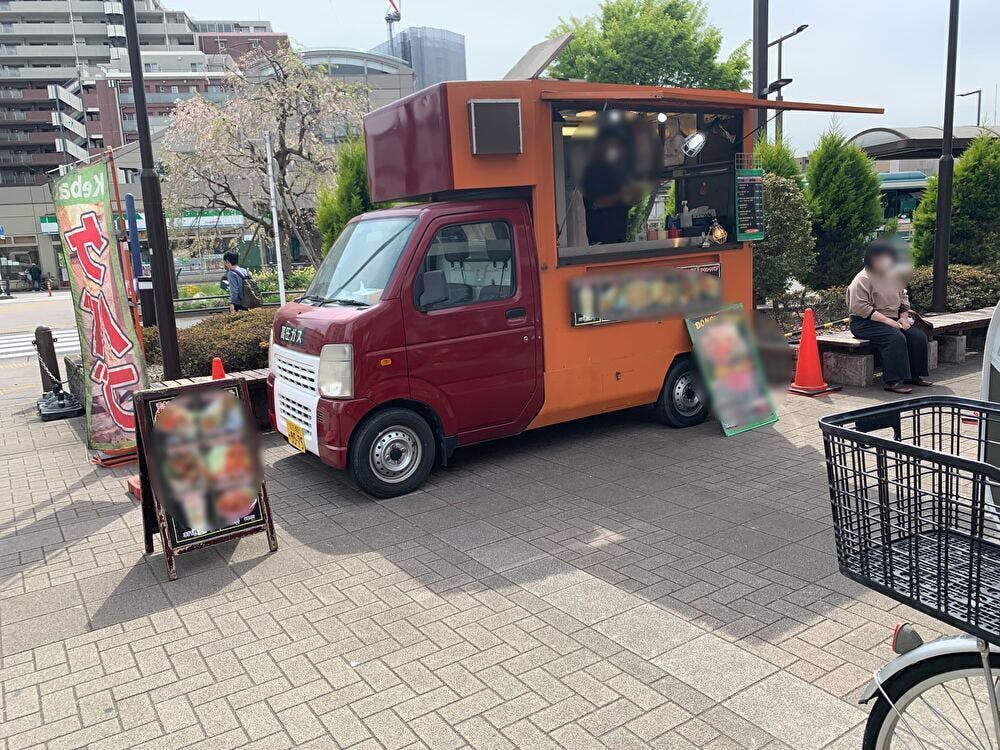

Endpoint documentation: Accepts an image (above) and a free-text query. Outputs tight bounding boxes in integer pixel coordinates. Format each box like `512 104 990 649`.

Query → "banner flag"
51 162 147 451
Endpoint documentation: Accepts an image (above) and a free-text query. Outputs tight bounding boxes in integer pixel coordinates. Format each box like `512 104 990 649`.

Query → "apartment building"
0 1 284 282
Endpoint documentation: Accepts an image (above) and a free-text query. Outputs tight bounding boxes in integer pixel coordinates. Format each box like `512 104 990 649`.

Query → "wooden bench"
815 306 994 387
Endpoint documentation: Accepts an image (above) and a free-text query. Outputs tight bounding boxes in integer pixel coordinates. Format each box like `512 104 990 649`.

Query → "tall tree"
753 173 815 304
804 127 882 288
548 0 749 90
755 135 803 186
315 138 384 254
161 44 368 270
912 135 1000 266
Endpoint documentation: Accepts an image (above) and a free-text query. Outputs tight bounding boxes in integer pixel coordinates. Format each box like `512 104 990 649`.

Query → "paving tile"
653 633 777 701
1 606 90 654
500 557 592 597
544 579 643 625
434 521 507 551
594 603 705 659
465 538 546 573
0 581 81 623
726 672 866 748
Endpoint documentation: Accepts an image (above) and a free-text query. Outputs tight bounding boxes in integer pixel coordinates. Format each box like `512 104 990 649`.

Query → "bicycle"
821 396 1000 749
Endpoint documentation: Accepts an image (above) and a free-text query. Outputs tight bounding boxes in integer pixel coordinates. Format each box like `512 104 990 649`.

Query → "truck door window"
416 221 516 311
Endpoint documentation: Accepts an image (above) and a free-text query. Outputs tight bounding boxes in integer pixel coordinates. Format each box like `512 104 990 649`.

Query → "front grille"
273 348 318 392
277 391 315 442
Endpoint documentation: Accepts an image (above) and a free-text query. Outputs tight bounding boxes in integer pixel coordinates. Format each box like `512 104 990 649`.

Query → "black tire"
862 652 1000 750
655 357 710 428
348 407 436 498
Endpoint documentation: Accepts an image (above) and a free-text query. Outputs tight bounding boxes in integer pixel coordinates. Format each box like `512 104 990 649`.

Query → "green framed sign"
685 304 777 436
735 168 765 241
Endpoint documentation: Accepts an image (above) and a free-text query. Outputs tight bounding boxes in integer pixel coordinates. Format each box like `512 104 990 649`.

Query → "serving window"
552 105 743 264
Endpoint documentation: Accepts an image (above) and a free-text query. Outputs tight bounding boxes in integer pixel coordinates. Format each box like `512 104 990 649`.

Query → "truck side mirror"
418 270 449 309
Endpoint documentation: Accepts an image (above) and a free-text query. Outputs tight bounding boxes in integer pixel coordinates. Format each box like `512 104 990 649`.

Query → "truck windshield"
305 217 417 305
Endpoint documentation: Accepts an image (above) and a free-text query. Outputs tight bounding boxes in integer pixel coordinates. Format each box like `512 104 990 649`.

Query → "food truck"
268 79 879 497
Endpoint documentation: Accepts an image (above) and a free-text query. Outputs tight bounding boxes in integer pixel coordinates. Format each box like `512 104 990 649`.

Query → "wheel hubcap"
672 373 703 417
370 427 421 483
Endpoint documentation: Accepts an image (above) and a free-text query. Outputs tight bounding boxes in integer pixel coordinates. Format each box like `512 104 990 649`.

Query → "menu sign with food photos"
135 378 277 580
735 168 765 241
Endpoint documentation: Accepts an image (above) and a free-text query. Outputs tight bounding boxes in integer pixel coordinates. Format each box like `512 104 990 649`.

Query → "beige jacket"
846 269 910 320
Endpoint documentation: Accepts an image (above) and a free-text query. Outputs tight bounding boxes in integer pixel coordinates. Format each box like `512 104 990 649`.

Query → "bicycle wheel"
864 652 1000 749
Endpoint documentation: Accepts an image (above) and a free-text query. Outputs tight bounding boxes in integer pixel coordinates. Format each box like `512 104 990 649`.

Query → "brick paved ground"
0 354 982 750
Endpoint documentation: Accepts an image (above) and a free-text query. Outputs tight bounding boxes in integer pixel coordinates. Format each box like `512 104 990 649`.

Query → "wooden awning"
539 84 882 115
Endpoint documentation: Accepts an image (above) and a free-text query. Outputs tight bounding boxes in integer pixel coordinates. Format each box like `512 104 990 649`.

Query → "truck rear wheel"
349 407 436 498
655 358 709 428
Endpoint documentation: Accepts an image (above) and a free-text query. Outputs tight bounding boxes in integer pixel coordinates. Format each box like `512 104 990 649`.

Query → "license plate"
279 324 305 346
285 419 306 453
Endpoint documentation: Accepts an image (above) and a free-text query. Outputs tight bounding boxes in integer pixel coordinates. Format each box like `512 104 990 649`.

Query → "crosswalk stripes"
0 329 80 361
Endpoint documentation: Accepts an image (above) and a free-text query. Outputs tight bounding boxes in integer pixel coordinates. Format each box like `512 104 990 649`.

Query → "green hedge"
907 264 1000 312
143 308 275 377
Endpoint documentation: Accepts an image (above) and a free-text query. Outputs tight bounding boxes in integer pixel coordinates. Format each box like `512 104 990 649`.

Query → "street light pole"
752 0 769 132
958 89 982 126
768 24 808 143
932 0 960 313
123 0 181 377
264 131 286 306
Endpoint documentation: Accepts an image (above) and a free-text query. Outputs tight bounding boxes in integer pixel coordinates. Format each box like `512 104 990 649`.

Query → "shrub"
912 135 1000 266
142 308 275 377
316 138 385 254
755 135 803 186
252 266 316 298
805 127 883 289
810 285 848 323
753 173 815 304
906 264 1000 312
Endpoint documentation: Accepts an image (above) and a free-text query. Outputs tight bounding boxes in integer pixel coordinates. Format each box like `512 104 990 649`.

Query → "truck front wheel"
349 408 436 498
655 358 710 428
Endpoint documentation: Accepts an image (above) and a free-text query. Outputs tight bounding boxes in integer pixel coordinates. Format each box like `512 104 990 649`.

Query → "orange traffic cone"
211 357 226 380
789 308 841 396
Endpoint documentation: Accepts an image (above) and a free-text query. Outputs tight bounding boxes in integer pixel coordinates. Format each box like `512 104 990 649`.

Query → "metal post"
752 0 769 132
125 192 142 281
34 326 60 393
265 131 286 305
123 0 181 378
932 0 960 313
775 40 783 142
959 89 982 127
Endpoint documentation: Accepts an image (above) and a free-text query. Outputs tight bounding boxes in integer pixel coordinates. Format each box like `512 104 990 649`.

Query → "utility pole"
752 0 769 132
958 89 982 126
932 0 960 313
264 131 286 305
123 0 181 378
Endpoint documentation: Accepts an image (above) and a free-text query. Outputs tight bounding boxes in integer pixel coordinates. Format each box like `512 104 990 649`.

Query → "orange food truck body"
268 79 880 497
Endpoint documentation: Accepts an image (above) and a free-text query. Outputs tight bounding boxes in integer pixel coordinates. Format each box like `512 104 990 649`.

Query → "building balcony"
121 115 172 132
118 90 229 105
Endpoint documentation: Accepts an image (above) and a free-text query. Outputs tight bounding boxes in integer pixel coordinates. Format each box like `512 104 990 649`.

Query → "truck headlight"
317 344 353 398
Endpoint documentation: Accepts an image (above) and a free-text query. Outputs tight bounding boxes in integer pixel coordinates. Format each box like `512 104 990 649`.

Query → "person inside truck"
582 129 631 245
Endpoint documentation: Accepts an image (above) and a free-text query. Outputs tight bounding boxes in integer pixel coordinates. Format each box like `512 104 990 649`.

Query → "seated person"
847 240 933 394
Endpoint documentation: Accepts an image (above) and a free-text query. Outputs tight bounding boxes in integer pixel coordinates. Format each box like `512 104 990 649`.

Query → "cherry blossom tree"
162 44 368 270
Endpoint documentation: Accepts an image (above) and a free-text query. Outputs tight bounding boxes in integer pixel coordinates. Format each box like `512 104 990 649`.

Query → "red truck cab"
269 199 545 495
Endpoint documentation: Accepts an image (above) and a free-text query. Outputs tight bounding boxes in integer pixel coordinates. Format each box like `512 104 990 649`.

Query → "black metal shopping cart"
821 396 1000 646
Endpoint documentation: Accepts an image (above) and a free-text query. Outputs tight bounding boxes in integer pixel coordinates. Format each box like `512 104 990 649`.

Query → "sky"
172 0 1000 155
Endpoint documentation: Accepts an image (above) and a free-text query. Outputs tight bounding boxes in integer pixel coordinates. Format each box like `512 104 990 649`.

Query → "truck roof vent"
468 99 522 156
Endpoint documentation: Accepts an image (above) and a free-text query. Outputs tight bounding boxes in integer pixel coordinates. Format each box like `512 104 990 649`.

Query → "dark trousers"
849 315 929 384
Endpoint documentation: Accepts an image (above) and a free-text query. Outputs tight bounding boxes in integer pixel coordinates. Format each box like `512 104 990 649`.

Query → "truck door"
404 209 541 439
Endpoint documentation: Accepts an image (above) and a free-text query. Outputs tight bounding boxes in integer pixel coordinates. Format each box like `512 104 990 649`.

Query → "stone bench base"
819 340 939 388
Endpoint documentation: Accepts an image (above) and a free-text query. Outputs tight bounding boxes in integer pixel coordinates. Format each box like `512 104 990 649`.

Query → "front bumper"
268 374 373 470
